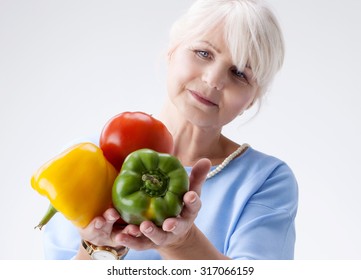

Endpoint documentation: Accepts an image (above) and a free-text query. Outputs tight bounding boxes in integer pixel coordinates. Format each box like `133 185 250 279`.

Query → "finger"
100 208 121 235
78 216 106 240
122 224 142 238
189 158 211 196
162 191 201 235
181 191 201 220
79 208 120 245
112 224 150 250
139 221 168 246
103 208 120 222
113 231 154 251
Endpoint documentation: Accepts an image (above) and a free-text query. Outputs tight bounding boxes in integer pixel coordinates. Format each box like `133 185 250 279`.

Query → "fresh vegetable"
100 111 173 171
31 142 118 229
112 148 189 226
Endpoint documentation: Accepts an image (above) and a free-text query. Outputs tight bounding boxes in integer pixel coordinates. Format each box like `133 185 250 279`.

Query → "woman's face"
166 26 259 129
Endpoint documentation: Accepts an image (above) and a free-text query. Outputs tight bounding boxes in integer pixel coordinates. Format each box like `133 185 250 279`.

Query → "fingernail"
95 220 103 229
189 193 197 204
108 214 117 221
167 225 176 232
144 226 153 234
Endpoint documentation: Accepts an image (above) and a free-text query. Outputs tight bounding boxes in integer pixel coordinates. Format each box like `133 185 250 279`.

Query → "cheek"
223 88 257 115
167 52 198 94
224 98 244 118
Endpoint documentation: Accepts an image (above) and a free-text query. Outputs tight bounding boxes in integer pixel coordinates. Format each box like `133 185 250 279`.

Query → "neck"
159 99 239 167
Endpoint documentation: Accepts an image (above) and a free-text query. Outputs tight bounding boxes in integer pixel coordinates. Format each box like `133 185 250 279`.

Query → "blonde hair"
169 0 285 98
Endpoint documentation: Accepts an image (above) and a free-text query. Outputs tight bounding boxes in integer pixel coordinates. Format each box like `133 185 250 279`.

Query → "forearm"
158 225 230 260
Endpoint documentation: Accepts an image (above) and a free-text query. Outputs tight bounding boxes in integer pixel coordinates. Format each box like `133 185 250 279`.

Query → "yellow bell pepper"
31 142 118 229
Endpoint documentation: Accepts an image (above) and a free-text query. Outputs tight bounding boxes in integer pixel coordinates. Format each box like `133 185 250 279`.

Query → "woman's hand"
77 207 129 247
114 158 211 255
77 158 211 258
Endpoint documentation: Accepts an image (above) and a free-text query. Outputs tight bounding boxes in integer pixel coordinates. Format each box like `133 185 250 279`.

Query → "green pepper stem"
34 204 58 230
142 174 161 186
141 171 169 197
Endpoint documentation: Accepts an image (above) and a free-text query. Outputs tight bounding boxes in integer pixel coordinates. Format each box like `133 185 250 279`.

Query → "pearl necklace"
206 143 250 180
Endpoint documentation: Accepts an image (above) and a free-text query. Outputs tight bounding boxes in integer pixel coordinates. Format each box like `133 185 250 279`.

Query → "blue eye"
232 68 247 80
197 50 210 58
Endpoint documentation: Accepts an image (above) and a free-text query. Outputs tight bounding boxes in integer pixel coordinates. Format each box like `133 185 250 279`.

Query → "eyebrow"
197 40 252 71
198 40 222 54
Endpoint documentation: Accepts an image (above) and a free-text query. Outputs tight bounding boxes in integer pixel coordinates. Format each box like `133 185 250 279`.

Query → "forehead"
203 29 226 47
196 23 226 49
182 24 229 57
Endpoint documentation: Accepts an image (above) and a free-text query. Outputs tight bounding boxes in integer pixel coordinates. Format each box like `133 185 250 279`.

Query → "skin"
75 25 260 260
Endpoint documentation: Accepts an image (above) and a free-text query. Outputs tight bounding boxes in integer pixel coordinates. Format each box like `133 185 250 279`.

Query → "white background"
0 0 360 260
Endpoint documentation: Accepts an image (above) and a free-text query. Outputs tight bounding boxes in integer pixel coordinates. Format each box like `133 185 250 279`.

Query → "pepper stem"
141 171 169 197
142 174 161 186
34 204 58 230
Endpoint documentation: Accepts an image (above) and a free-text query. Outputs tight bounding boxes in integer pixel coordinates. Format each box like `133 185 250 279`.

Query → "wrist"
74 243 92 260
158 225 229 260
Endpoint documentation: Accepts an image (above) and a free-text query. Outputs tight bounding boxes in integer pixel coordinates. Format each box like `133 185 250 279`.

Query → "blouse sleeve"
43 213 80 259
228 163 298 260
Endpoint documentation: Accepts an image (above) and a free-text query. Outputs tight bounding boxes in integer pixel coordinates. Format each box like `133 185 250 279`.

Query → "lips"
188 90 218 107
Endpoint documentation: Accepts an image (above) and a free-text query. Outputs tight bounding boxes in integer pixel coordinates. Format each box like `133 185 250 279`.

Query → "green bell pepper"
112 148 189 226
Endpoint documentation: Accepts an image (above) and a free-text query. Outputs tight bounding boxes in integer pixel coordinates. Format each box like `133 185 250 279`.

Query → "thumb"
188 158 211 196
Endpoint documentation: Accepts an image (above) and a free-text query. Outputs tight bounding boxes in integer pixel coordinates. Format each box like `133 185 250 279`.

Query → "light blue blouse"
43 146 298 260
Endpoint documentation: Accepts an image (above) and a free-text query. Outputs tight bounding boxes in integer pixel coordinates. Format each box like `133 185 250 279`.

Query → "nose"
202 64 226 91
